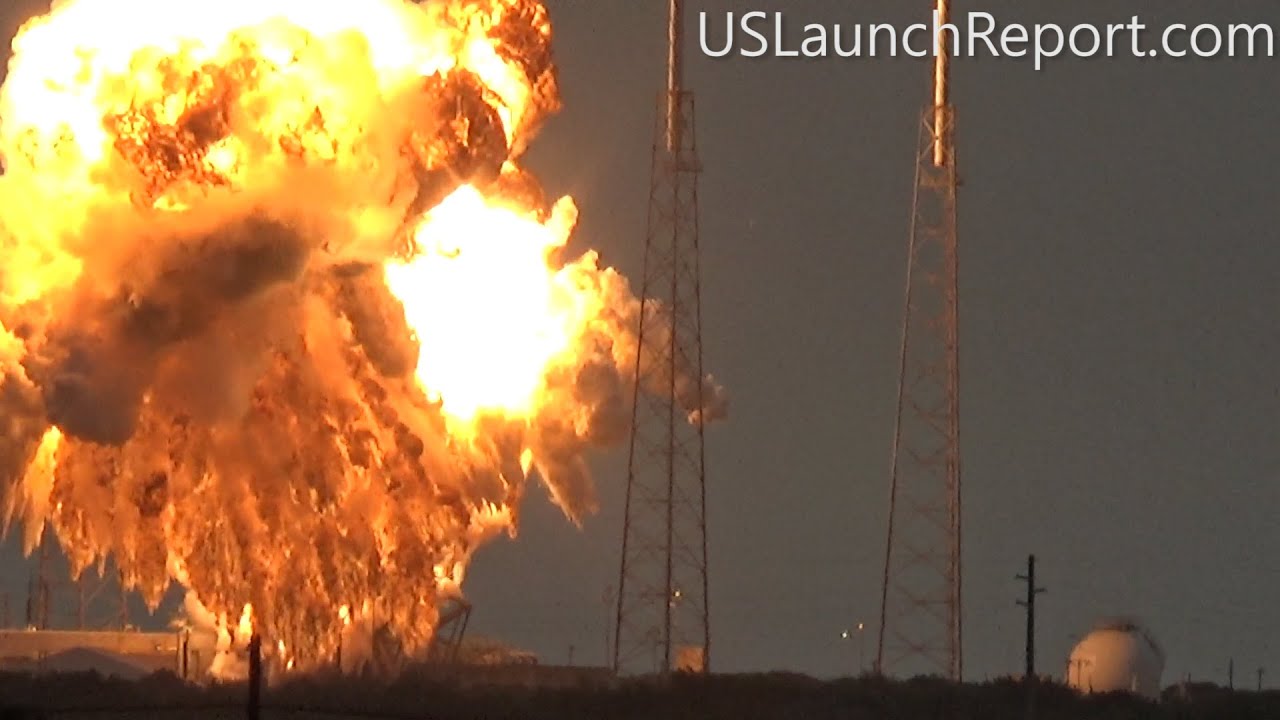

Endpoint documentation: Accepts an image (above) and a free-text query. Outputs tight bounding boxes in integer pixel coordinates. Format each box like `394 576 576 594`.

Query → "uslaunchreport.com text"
698 11 1280 70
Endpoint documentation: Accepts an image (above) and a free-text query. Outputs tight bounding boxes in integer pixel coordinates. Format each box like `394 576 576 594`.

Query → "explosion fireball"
0 0 725 674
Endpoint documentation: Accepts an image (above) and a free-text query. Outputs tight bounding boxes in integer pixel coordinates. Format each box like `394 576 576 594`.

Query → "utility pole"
603 585 614 667
841 622 868 676
1016 555 1047 679
247 634 262 720
857 622 866 675
1016 555 1046 720
1258 667 1264 692
117 574 129 629
877 0 963 680
24 573 32 628
35 528 51 629
1229 658 1234 690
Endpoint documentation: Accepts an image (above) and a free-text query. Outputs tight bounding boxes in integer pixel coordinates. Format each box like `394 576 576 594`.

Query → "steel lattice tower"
613 0 710 676
27 528 129 630
877 0 963 680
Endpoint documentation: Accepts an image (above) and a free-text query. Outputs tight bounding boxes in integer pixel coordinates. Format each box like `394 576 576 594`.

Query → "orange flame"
0 0 722 675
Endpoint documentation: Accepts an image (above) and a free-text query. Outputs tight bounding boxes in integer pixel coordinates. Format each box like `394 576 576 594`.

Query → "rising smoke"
0 0 725 673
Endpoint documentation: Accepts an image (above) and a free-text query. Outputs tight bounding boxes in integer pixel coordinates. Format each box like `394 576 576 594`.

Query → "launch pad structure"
9 531 476 680
613 0 712 677
877 0 964 680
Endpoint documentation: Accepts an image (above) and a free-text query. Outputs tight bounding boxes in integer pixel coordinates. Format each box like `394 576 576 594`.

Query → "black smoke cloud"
38 216 310 445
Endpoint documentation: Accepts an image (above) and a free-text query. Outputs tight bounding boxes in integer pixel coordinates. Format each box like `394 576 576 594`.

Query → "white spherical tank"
1065 620 1165 699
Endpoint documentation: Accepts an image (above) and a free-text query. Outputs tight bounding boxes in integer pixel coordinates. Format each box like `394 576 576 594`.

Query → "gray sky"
3 0 1279 684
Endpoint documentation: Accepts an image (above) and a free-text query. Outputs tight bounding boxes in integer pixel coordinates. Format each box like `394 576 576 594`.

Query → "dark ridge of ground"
0 669 1277 719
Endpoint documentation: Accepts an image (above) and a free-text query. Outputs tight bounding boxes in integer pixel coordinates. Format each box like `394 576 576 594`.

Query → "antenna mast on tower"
877 0 964 680
614 0 711 676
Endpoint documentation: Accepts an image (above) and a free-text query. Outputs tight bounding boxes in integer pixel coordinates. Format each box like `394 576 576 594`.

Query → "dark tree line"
0 669 1278 719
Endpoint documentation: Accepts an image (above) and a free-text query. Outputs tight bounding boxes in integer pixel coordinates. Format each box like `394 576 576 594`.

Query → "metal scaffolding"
613 0 711 677
877 0 964 681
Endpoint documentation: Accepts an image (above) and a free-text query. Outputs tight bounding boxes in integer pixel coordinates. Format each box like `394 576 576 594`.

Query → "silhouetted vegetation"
2 669 1280 719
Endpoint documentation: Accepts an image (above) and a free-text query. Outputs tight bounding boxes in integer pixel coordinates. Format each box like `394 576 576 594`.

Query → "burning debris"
0 0 725 675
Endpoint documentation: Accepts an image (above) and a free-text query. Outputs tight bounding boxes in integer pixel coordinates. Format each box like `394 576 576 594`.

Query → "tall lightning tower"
613 0 711 676
877 0 963 680
27 529 129 630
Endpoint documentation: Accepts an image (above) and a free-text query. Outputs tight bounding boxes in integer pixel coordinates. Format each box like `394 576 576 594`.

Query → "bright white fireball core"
384 185 586 427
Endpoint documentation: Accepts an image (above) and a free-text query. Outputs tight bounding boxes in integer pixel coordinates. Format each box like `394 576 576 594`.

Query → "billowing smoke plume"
0 0 725 672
